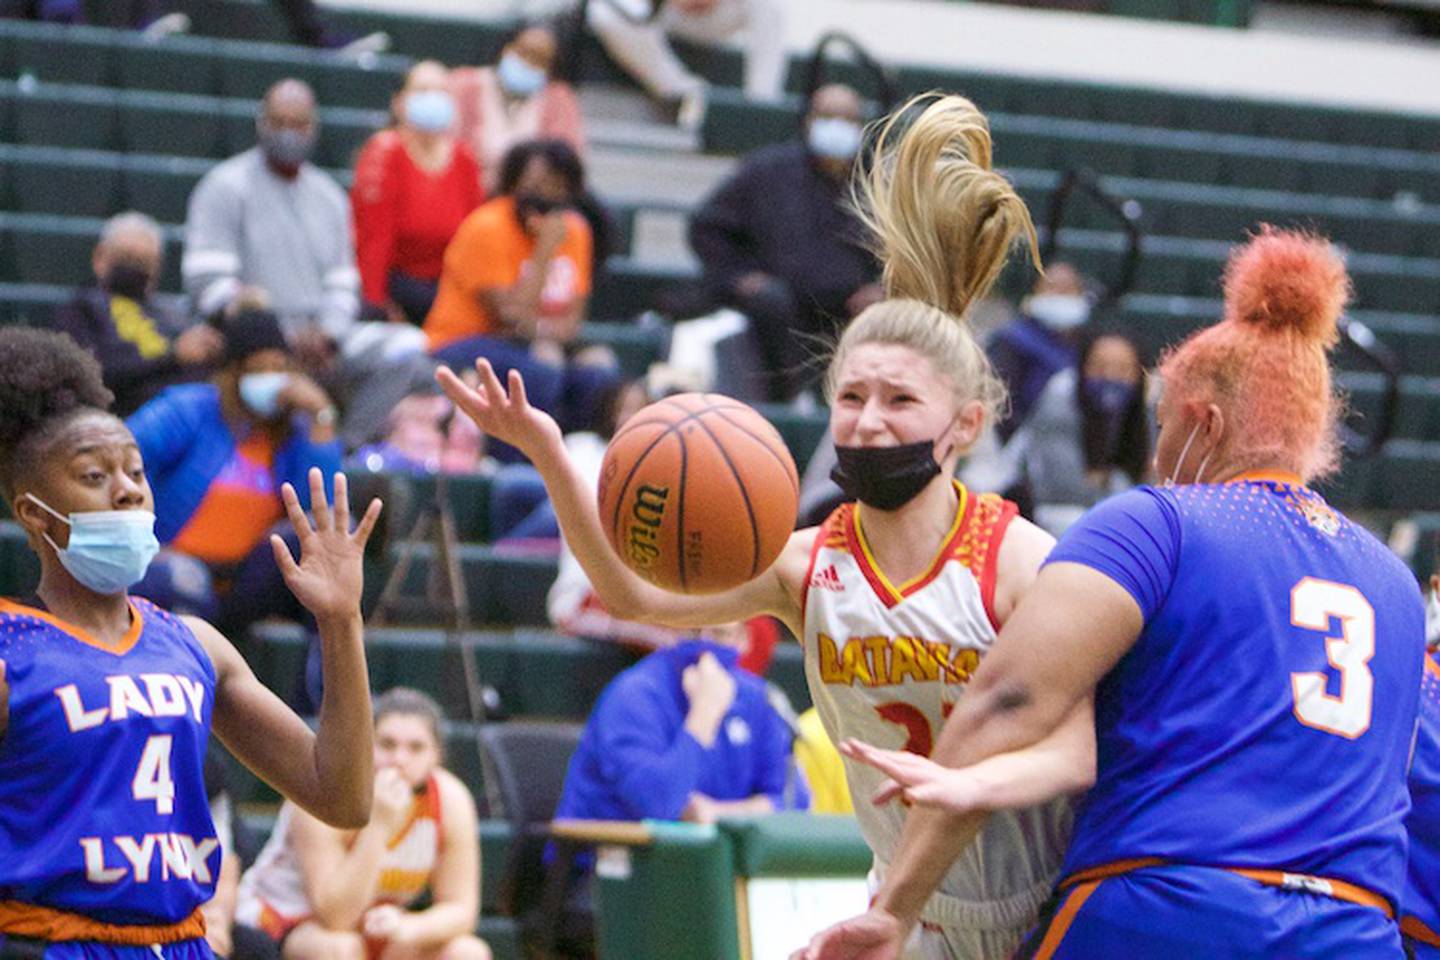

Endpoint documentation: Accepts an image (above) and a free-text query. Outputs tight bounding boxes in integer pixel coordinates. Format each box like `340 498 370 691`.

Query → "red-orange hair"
1158 226 1350 482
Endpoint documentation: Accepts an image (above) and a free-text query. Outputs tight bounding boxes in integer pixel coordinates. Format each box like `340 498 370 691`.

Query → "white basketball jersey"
802 483 1072 933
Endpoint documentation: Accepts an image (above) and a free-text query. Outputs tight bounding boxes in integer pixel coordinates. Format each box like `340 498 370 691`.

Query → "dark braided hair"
0 328 114 497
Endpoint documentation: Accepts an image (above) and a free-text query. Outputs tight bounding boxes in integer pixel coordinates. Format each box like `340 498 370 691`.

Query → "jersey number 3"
133 734 176 814
1290 577 1375 740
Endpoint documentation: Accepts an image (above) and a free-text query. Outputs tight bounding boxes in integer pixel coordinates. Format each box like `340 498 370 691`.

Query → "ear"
1430 574 1440 597
951 400 987 453
11 491 53 543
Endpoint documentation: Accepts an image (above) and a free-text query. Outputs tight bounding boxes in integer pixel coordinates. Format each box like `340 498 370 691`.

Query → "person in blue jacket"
555 621 805 830
128 307 341 704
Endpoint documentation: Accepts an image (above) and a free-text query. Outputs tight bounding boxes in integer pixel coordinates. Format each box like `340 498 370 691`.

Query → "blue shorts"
0 936 212 959
1013 864 1400 960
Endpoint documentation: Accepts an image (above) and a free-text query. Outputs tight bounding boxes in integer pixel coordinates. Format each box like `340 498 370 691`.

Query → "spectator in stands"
425 140 619 449
554 621 802 828
986 260 1093 440
129 307 341 696
451 23 587 194
185 78 435 449
51 211 224 417
353 60 485 327
587 0 786 125
988 327 1151 535
236 688 489 960
689 84 882 402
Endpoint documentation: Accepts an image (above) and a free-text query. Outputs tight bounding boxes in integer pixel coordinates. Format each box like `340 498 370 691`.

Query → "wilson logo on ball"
626 484 669 572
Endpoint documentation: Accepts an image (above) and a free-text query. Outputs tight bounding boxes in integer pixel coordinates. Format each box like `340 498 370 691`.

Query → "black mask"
104 263 152 301
515 193 567 223
831 440 942 511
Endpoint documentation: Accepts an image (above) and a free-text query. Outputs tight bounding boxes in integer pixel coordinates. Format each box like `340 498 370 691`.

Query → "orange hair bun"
1222 225 1349 346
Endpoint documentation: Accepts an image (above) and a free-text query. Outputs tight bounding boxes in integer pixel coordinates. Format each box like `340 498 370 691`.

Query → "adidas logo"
811 565 844 592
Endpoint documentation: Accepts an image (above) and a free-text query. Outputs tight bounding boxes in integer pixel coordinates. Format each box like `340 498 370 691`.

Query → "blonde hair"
827 93 1041 426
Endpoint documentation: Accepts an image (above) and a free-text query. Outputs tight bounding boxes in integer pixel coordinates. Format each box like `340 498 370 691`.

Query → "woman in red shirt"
352 60 485 326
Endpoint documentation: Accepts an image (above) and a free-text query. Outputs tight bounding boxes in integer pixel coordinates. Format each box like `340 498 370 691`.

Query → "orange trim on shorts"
1033 879 1102 960
1229 868 1394 919
1061 860 1392 919
1403 916 1440 947
0 598 145 656
0 902 205 944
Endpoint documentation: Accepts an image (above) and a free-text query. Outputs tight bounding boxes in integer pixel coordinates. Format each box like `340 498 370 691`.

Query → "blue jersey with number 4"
1046 478 1424 910
0 596 219 926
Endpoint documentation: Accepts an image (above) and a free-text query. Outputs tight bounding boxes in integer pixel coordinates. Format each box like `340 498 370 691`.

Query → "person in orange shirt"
426 139 618 458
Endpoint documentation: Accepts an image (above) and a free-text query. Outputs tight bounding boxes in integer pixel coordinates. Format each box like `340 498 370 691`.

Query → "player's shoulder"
432 766 479 817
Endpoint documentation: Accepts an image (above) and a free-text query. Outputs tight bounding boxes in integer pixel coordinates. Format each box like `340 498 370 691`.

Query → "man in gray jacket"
183 79 433 448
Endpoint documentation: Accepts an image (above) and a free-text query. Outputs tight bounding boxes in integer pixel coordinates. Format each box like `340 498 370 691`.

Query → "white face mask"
1025 293 1091 331
1162 421 1213 487
1426 590 1440 650
26 494 159 595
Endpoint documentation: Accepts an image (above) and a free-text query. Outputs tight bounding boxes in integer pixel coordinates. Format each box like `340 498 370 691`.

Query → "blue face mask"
405 90 456 134
497 52 547 98
807 117 863 162
1082 377 1136 416
27 494 159 595
239 371 290 419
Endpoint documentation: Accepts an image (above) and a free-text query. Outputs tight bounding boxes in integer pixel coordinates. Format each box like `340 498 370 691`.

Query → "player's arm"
388 770 481 947
190 469 381 829
854 565 1141 942
842 693 1095 814
438 360 811 633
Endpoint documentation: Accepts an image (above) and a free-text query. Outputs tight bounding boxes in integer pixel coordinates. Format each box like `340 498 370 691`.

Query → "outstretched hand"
271 468 382 622
790 907 908 960
436 359 563 461
840 739 986 814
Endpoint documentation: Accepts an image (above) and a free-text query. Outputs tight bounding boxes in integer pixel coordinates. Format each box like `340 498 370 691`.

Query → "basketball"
597 393 800 595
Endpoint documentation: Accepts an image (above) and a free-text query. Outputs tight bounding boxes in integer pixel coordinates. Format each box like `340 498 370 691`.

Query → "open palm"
436 359 563 461
272 468 382 622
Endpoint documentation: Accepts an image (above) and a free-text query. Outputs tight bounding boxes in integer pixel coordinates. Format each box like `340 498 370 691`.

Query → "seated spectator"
982 327 1151 535
588 0 786 124
425 140 619 448
353 61 485 327
236 689 490 960
689 84 882 401
184 78 435 449
350 392 485 476
51 212 224 417
451 23 586 194
129 307 341 695
985 261 1093 440
554 622 803 829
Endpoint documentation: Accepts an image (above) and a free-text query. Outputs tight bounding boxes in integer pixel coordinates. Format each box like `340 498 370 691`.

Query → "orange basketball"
597 393 800 595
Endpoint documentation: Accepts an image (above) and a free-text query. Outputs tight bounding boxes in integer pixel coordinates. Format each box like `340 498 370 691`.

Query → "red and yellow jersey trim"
847 482 970 608
0 597 145 657
0 902 205 944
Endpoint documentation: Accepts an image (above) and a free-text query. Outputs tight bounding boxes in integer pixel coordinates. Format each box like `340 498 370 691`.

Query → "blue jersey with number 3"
1046 478 1424 909
0 596 219 926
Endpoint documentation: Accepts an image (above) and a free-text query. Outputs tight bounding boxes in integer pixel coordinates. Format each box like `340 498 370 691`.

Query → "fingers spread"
270 533 301 579
308 468 331 532
280 482 312 537
353 498 384 547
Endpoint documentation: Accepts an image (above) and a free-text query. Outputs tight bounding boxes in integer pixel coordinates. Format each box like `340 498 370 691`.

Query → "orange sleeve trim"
977 496 1018 632
0 598 144 656
798 522 832 640
0 902 205 945
1403 916 1440 947
1033 879 1102 960
1425 655 1440 681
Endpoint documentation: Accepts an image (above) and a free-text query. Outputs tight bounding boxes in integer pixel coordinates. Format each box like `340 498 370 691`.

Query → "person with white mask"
450 23 587 195
352 61 484 328
986 261 1095 441
688 83 883 402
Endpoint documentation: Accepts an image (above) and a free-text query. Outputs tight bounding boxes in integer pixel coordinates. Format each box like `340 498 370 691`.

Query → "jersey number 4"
133 734 176 814
1290 577 1375 740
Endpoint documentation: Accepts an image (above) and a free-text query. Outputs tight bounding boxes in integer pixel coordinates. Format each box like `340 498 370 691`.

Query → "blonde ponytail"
827 93 1039 432
853 92 1042 320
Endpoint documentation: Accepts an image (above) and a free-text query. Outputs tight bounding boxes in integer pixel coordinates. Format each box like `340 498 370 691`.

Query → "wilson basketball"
597 393 799 595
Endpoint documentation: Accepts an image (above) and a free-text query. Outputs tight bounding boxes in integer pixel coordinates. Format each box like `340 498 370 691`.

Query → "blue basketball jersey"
1404 652 1440 946
1046 477 1424 910
0 596 219 926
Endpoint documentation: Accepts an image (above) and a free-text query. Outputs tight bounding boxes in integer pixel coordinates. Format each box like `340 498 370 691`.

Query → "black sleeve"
51 296 181 402
688 160 767 295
